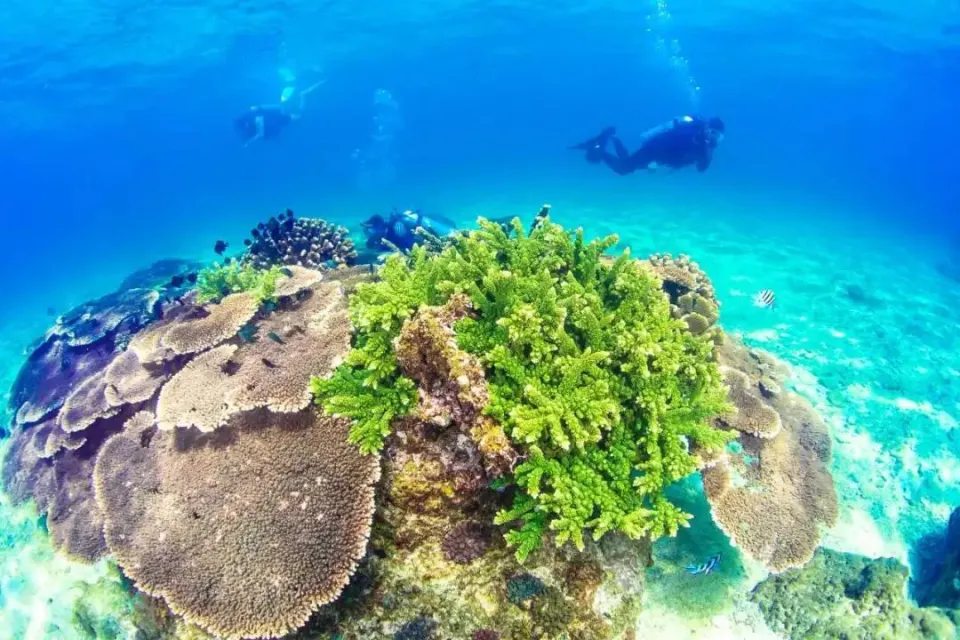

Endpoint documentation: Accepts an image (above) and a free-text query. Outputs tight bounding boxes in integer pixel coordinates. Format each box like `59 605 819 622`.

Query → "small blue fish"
686 553 721 576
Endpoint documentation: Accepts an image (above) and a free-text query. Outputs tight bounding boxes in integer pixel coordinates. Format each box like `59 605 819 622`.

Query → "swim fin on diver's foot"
569 126 616 162
569 126 616 150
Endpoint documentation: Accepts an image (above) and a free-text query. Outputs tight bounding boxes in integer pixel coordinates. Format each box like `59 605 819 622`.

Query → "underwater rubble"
1 206 917 639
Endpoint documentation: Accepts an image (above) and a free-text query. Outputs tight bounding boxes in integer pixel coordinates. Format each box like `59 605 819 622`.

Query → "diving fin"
569 126 616 151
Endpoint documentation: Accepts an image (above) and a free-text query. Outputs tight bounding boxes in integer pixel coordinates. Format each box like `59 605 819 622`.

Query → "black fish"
285 208 294 218
251 229 261 238
169 275 185 287
282 217 295 231
279 267 294 277
186 272 197 284
261 357 277 368
267 331 284 344
244 239 252 246
258 222 266 230
214 240 228 255
221 360 241 376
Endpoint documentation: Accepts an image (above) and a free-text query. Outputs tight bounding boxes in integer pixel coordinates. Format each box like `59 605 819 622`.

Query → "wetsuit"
235 105 293 142
574 116 720 175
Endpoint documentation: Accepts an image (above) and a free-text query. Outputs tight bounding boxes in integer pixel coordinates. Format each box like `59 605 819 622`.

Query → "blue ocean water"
1 0 959 637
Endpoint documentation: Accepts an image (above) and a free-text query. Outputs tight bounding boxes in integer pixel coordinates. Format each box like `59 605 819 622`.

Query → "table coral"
700 338 838 573
156 281 350 431
94 407 379 640
3 271 368 639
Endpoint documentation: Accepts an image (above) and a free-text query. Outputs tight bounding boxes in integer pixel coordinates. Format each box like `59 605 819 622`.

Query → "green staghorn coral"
195 258 284 304
312 216 732 560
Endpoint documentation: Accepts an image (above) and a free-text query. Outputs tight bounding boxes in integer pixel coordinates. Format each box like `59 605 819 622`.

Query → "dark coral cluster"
3 264 379 639
242 209 358 270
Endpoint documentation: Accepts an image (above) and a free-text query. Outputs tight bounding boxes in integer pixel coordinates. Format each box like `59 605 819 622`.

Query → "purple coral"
441 520 495 564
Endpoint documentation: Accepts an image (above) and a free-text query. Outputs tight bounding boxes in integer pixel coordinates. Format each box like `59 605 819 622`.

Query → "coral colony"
2 206 955 639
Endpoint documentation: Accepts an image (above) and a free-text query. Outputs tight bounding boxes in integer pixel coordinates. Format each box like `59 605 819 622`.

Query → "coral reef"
3 266 375 638
3 211 858 640
700 337 838 573
94 408 379 639
156 281 350 431
751 548 958 639
195 259 284 304
643 252 720 337
314 214 732 562
116 257 206 292
313 406 649 640
242 209 358 270
9 284 166 426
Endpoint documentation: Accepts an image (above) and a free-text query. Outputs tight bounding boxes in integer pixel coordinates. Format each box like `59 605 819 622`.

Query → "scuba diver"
571 115 725 175
360 208 457 252
234 79 326 147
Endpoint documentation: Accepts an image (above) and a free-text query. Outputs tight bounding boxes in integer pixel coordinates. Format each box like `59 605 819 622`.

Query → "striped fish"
685 553 722 576
753 289 776 310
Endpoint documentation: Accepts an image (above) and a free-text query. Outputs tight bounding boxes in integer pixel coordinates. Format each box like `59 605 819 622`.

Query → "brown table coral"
94 408 379 639
700 337 838 573
3 266 377 638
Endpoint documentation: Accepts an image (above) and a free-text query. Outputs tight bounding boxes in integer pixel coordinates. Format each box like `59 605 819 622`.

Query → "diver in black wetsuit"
571 116 725 175
234 80 325 147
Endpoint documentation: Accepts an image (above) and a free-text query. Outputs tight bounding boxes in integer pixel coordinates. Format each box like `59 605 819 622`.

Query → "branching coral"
242 209 358 270
314 215 732 560
195 258 284 304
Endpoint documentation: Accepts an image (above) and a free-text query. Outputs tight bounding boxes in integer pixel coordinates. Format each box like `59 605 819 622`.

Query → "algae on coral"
751 548 957 640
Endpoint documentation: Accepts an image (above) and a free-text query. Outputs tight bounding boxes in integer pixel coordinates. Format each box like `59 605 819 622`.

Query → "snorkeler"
571 116 725 175
234 80 326 147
